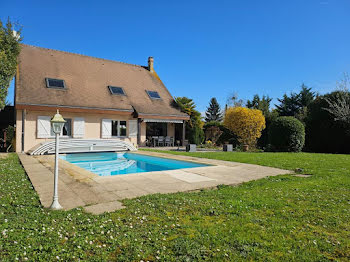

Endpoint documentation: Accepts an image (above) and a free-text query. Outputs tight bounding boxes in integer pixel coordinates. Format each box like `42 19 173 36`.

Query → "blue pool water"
60 152 208 176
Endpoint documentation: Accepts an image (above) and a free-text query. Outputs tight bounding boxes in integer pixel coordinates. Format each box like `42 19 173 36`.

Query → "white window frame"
37 116 72 139
61 118 72 138
111 120 127 138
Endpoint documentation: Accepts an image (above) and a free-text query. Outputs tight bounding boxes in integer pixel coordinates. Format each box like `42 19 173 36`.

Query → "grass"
0 152 349 261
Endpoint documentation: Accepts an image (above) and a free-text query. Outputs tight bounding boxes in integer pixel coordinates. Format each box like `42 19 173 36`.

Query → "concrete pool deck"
18 151 292 215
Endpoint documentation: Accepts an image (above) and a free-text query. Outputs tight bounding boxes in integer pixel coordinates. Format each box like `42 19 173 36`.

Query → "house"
15 44 189 153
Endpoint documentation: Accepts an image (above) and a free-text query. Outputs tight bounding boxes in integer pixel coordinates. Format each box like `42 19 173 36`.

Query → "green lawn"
0 152 349 261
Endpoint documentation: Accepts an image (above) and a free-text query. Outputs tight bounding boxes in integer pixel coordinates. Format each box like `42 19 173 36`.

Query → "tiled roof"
16 44 189 119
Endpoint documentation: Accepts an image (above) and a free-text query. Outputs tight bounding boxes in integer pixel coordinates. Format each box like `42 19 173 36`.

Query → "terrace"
17 151 290 214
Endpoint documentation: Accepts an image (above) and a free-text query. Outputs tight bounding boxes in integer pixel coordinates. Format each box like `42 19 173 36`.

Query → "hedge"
304 92 350 153
268 116 305 152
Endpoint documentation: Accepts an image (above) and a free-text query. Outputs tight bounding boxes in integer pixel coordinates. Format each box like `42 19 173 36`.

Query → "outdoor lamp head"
51 110 66 134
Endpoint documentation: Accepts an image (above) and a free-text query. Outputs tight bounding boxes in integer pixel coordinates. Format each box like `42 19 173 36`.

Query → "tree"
246 94 278 149
0 18 22 109
324 91 350 125
268 117 305 152
174 97 204 144
205 97 222 122
174 97 201 128
324 73 350 126
275 83 315 119
275 93 301 117
305 91 350 153
203 121 238 146
299 83 315 108
223 107 265 148
246 94 272 116
226 92 244 108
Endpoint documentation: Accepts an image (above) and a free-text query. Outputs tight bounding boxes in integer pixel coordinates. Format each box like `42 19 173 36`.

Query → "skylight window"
146 90 161 99
108 86 126 96
46 78 66 89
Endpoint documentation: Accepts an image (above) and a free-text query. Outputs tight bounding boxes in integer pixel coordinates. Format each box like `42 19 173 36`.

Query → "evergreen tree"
0 18 22 109
246 95 272 116
299 83 315 107
275 93 301 116
275 83 315 117
205 97 222 122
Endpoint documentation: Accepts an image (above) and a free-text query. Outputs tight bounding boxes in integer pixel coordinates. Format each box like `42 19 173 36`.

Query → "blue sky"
2 0 350 113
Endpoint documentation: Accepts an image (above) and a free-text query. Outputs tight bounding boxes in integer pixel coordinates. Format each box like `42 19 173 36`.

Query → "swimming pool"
60 152 208 176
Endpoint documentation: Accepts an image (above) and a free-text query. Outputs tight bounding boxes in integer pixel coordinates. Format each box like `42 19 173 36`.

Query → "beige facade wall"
167 123 175 137
15 110 23 152
140 122 147 146
15 109 141 153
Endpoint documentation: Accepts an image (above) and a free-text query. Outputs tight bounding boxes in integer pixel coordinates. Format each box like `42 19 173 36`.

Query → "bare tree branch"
324 73 350 125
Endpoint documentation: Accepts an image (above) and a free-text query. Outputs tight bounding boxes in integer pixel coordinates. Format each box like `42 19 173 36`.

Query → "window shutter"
128 120 138 137
101 119 112 138
73 118 85 138
37 116 51 138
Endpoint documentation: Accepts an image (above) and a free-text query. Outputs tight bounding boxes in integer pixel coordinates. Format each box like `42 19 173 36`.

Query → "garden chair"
157 136 165 146
165 136 172 146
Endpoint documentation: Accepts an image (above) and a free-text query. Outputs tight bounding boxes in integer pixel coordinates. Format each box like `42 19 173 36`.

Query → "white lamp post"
49 110 66 210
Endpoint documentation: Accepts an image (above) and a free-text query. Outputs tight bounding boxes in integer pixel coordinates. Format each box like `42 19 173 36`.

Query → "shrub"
224 107 266 146
5 125 14 145
268 117 305 152
304 92 350 153
257 110 279 149
203 121 238 146
187 125 204 145
204 126 222 145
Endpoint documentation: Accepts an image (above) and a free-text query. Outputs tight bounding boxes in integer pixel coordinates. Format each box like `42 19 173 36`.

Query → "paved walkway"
18 151 292 215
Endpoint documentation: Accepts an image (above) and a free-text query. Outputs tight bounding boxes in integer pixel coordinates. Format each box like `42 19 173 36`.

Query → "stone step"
84 201 125 215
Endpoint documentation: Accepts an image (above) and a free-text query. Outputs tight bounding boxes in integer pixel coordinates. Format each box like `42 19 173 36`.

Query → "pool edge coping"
33 150 292 185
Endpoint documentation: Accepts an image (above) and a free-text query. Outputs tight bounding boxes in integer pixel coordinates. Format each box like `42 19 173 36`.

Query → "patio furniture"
176 140 180 150
151 136 158 147
165 136 172 146
158 136 165 146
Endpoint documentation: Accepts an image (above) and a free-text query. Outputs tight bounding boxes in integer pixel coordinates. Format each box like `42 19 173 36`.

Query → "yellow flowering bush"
224 107 266 146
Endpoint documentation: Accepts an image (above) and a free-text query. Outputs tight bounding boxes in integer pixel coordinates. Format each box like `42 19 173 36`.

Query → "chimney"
148 56 154 72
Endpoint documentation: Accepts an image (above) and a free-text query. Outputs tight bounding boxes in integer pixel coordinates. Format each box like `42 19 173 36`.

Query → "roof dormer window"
146 90 161 99
108 86 126 96
46 78 66 89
